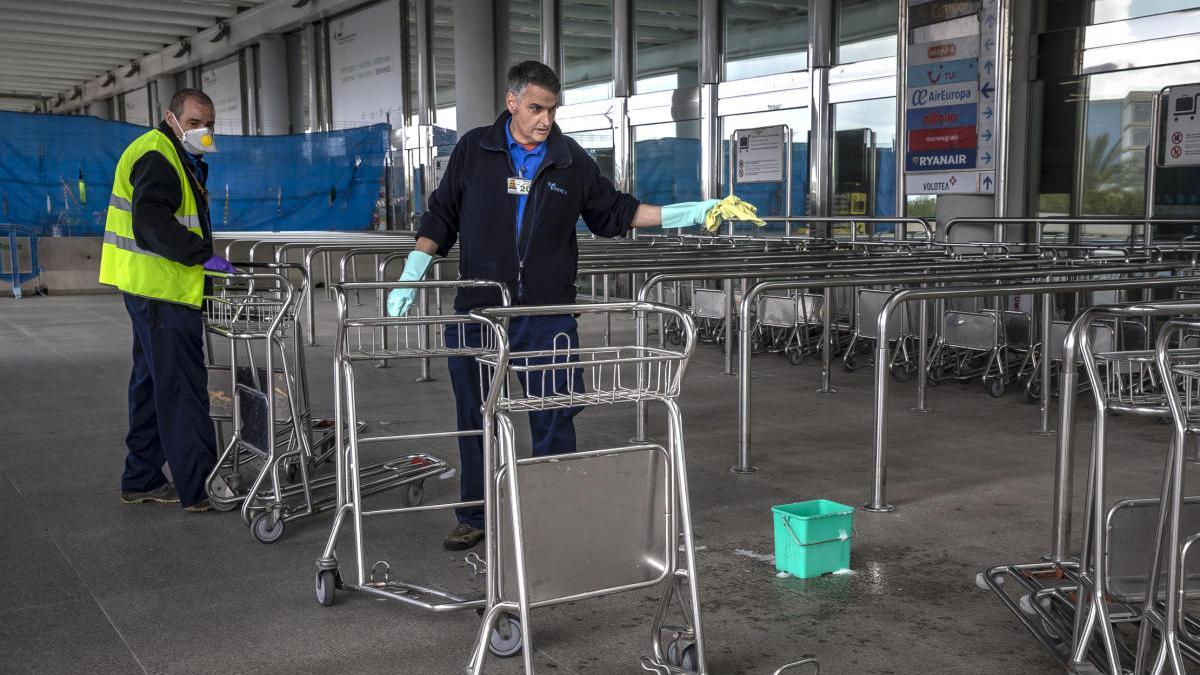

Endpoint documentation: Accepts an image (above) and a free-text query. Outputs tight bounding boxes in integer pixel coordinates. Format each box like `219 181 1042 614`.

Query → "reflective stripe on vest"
98 128 206 308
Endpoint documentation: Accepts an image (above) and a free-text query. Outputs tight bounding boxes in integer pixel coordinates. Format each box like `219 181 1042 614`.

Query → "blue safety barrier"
0 110 388 236
1 223 42 299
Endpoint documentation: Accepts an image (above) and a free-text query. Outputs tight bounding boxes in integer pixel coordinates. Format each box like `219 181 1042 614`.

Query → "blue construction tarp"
0 110 388 236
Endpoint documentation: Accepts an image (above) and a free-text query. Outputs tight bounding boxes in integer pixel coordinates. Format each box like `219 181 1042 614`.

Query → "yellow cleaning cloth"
704 195 766 232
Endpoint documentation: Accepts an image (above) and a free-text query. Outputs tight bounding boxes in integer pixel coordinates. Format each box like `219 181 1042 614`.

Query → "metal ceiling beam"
54 0 240 19
0 1 214 29
0 53 126 71
0 65 104 80
0 29 168 52
0 17 187 44
0 41 146 61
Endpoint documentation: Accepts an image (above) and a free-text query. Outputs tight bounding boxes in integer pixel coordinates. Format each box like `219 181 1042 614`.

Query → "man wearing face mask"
387 61 719 550
99 88 232 512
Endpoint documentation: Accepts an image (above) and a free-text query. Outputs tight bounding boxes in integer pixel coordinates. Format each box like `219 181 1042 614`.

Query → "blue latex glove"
202 255 236 274
661 199 720 229
386 250 433 317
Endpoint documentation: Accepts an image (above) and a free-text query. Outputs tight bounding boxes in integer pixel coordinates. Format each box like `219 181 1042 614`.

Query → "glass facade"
833 97 897 235
634 0 700 94
1092 0 1200 23
835 0 898 64
633 121 702 204
720 109 809 234
722 0 808 81
562 0 613 104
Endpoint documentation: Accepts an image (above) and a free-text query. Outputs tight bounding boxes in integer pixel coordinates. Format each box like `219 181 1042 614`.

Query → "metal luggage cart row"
463 302 707 674
978 301 1200 674
314 279 510 616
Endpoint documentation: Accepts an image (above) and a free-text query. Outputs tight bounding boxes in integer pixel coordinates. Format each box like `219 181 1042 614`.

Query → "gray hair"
168 88 214 117
506 60 561 98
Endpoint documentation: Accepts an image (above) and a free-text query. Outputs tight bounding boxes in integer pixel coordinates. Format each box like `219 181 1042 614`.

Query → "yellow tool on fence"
704 195 766 232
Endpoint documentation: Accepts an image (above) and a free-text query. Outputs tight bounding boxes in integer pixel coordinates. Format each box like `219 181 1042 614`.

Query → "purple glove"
202 255 237 274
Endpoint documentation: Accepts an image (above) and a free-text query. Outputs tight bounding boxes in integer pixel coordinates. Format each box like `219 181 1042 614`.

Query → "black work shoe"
443 523 485 550
183 500 212 513
120 483 180 504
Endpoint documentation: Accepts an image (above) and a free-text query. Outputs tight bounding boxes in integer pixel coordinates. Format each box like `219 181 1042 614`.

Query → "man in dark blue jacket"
388 61 715 550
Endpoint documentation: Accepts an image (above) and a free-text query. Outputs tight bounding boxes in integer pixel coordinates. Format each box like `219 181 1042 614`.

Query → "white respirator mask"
168 111 217 154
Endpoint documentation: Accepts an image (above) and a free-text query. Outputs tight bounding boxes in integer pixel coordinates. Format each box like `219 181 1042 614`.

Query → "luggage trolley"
466 302 707 674
313 280 509 615
205 264 356 542
842 287 919 379
926 308 1028 397
978 303 1200 674
754 292 825 365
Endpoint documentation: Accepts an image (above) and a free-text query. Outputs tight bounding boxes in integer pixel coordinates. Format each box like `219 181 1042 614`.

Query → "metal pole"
1052 319 1081 561
1144 93 1161 248
723 277 734 375
733 290 757 473
910 297 931 413
866 296 896 512
1033 289 1055 435
818 284 837 393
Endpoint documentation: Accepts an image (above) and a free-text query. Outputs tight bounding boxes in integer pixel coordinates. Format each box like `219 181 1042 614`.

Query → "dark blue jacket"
417 112 641 311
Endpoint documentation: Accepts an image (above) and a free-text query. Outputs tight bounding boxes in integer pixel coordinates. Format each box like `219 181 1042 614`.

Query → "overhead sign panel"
904 0 998 194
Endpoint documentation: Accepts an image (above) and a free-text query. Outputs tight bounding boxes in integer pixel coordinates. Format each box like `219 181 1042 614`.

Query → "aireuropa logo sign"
909 83 978 109
332 21 357 46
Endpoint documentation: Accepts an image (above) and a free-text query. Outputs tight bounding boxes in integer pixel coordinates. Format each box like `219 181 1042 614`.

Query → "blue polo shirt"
505 122 546 238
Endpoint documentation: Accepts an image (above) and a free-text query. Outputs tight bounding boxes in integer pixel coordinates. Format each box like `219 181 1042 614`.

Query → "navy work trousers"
121 294 217 507
445 314 583 528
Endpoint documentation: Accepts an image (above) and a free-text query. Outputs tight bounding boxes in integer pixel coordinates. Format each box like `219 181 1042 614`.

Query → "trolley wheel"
890 363 912 382
315 569 338 607
404 480 425 507
285 462 298 484
788 350 803 366
488 615 523 658
1024 381 1041 404
251 512 285 544
666 639 700 673
666 329 682 346
843 354 857 372
987 379 1006 398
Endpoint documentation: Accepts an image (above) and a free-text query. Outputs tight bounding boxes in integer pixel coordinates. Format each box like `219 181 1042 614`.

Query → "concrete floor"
2 291 1183 674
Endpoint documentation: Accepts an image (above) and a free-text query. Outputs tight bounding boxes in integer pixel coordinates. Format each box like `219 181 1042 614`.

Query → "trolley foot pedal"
1066 663 1104 675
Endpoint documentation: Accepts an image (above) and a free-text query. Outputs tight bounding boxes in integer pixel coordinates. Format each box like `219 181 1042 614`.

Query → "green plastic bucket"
772 499 854 578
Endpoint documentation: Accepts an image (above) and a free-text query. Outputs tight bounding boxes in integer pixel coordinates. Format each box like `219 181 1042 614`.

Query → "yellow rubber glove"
703 195 767 232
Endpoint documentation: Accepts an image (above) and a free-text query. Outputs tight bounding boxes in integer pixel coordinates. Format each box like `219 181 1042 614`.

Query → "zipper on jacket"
515 158 557 301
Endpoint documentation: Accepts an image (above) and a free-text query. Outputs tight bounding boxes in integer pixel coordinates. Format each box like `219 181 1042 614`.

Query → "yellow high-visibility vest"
98 128 206 307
